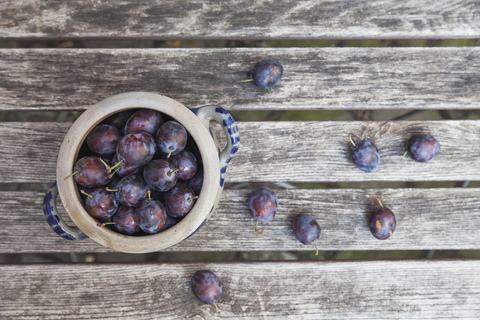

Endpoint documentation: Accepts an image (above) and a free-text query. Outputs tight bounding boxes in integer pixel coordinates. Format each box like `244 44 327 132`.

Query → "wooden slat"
3 188 480 253
1 0 479 40
1 260 479 319
1 121 480 183
0 48 479 111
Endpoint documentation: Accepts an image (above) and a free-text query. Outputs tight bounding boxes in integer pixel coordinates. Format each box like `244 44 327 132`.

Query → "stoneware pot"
43 92 239 253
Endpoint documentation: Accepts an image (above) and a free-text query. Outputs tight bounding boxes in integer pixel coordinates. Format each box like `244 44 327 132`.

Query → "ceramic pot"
43 92 239 253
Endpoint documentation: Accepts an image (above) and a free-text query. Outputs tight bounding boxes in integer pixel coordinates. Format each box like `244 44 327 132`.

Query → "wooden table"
1 1 480 319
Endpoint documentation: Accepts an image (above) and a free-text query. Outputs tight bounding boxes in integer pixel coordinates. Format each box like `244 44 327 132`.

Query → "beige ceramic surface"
56 92 225 253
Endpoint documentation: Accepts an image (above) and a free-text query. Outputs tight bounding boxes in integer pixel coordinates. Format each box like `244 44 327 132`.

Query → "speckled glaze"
44 92 239 253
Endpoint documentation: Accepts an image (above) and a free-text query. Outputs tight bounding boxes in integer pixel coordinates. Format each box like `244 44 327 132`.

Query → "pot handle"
193 106 240 187
43 182 88 240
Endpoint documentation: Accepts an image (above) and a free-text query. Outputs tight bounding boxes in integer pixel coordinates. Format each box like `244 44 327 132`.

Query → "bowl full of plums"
43 92 239 253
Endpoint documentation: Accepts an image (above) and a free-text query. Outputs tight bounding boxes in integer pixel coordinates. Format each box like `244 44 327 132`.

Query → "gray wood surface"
3 188 480 253
1 48 479 111
1 260 479 319
1 0 479 40
1 120 479 183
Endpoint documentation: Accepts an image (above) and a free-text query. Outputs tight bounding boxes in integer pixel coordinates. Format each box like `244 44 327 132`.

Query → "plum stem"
348 135 356 147
255 220 264 235
376 197 383 208
64 171 78 181
167 146 173 158
237 79 253 83
144 190 151 201
105 187 118 192
81 190 93 199
109 159 124 172
314 241 319 256
100 222 116 227
108 167 120 178
213 303 221 314
401 150 408 162
98 158 110 171
167 167 182 177
187 196 199 202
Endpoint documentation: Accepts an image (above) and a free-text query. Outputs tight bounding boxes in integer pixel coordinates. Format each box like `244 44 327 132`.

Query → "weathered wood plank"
0 48 479 111
2 188 480 253
1 260 479 319
1 0 479 40
1 121 479 183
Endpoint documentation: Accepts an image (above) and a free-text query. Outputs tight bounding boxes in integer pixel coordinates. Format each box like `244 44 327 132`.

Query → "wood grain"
3 188 480 253
1 260 479 319
0 48 479 111
1 0 479 40
1 121 480 183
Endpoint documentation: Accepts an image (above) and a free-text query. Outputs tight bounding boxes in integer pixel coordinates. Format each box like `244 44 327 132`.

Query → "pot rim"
56 92 221 253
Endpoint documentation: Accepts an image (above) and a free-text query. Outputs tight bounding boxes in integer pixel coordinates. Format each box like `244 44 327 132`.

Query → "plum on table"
248 187 278 234
191 270 222 314
292 214 321 255
349 135 380 173
403 134 440 162
369 198 396 240
240 59 283 89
